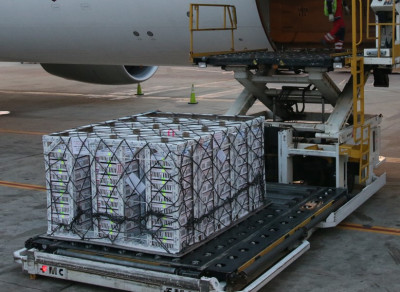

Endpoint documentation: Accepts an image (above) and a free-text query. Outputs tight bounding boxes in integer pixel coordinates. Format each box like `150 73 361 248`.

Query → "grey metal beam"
307 68 341 106
324 76 354 134
225 88 257 115
251 75 311 84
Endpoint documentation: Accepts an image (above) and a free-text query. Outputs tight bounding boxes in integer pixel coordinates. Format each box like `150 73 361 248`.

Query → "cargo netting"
43 112 266 255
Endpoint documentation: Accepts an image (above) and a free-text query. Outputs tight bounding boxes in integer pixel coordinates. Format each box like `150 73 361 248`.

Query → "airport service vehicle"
13 1 397 290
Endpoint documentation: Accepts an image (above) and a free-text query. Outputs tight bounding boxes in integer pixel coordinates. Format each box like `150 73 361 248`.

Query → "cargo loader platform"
193 49 348 71
14 183 347 292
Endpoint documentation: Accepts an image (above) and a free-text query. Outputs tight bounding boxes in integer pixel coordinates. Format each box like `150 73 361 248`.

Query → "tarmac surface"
0 63 399 292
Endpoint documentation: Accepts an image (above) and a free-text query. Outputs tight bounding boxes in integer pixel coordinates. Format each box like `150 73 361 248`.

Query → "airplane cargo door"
257 0 356 49
256 0 374 50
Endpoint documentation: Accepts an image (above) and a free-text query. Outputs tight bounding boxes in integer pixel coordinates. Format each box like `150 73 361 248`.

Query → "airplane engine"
40 64 158 85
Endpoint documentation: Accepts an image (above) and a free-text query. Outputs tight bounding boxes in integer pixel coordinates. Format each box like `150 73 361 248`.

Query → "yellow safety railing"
341 0 370 184
189 4 237 60
351 0 364 135
366 0 400 63
351 0 370 184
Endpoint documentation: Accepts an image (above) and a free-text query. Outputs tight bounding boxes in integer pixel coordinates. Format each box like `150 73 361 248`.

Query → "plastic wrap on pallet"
43 112 266 255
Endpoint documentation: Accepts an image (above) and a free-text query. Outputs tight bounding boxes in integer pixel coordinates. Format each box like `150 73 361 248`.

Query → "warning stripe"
0 128 47 135
0 180 46 192
238 201 336 273
338 223 400 236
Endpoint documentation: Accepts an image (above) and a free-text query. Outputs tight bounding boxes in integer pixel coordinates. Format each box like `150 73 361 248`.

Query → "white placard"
217 150 227 163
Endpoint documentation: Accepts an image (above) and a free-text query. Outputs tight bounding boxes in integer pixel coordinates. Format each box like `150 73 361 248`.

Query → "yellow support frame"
349 0 370 184
340 0 370 183
189 4 237 60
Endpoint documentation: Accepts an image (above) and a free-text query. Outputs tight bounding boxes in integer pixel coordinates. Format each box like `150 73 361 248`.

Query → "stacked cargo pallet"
43 112 266 255
44 136 92 237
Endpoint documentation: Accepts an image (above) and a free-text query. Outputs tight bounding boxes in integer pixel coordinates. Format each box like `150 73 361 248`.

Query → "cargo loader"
14 1 398 291
14 183 348 292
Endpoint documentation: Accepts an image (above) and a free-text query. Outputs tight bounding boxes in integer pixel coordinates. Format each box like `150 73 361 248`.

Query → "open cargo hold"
43 112 266 255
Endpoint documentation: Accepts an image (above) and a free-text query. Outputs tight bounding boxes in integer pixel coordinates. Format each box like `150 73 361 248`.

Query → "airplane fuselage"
0 0 271 66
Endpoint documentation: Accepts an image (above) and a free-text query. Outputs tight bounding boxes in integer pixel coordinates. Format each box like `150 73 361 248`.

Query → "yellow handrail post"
392 0 396 64
189 4 194 60
356 0 363 46
228 7 235 51
352 0 357 58
196 5 199 30
224 6 226 29
367 1 370 40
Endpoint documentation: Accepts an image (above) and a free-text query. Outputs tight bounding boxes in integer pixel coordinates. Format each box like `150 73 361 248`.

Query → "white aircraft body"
0 0 272 84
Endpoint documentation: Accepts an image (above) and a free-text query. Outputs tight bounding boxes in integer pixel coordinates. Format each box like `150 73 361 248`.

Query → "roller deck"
193 49 346 70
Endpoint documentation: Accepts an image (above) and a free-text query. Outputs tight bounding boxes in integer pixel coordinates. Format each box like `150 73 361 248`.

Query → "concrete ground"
0 63 399 292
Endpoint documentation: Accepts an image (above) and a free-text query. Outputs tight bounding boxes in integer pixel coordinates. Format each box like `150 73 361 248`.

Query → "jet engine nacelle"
40 64 158 85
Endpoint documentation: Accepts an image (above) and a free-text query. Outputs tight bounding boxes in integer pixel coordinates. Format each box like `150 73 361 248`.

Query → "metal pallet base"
15 184 347 291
